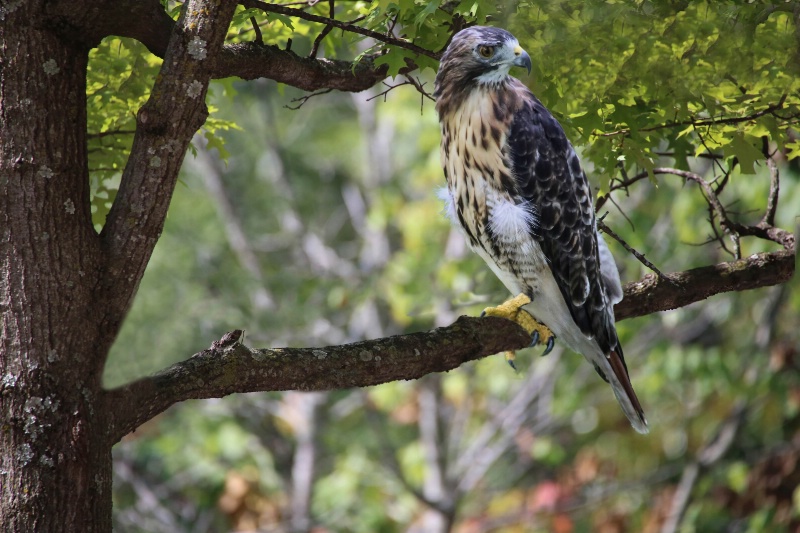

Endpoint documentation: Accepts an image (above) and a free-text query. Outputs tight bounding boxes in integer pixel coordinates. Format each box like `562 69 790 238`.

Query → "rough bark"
615 249 796 321
0 1 111 529
103 318 534 442
44 0 397 93
0 0 236 529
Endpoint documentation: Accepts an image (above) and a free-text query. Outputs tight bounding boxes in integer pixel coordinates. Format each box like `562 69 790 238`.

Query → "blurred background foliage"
95 1 800 531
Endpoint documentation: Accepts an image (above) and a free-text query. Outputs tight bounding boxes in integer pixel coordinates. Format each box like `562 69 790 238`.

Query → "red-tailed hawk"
435 26 648 434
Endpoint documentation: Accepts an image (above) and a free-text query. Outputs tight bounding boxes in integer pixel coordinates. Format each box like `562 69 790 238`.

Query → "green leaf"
374 49 414 77
268 12 295 30
786 140 800 160
414 0 441 26
728 133 764 174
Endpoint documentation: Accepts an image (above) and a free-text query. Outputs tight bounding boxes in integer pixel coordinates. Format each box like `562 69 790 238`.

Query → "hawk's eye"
478 45 495 59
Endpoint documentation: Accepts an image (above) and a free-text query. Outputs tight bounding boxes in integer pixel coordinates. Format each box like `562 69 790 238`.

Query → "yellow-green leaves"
511 1 799 186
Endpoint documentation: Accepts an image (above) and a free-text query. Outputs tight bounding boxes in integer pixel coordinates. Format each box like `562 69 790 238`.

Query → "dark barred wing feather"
504 86 620 359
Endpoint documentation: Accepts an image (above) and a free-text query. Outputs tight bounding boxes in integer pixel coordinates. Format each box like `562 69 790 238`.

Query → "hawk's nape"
434 26 648 434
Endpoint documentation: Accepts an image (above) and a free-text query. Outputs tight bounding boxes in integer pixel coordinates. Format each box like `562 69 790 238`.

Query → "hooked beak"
512 46 532 75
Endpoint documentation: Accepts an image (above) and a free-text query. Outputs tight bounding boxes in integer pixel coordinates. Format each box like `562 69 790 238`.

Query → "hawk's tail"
605 349 649 434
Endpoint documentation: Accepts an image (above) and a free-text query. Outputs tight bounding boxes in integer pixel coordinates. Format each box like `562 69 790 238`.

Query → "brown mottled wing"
504 84 621 362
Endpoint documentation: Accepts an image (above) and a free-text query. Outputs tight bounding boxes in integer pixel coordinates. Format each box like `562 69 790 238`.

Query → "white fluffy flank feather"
437 186 458 225
488 198 537 241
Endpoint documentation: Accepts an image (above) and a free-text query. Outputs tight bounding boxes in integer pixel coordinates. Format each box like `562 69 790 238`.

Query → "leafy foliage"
87 38 158 227
87 37 238 229
508 1 800 188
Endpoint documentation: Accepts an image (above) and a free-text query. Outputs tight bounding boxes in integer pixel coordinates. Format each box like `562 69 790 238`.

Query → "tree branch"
597 166 796 253
598 94 792 138
49 0 421 94
100 0 237 336
615 250 795 321
680 168 742 258
104 249 795 443
213 42 397 92
597 219 672 283
44 0 175 53
103 317 533 443
240 0 440 60
596 167 703 211
763 153 780 226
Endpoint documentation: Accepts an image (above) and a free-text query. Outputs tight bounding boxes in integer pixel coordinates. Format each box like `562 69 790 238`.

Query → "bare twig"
597 219 674 285
604 193 636 231
278 0 322 6
250 15 263 44
285 88 333 109
387 12 399 38
309 3 364 59
681 169 742 258
693 122 728 176
711 160 734 197
309 23 334 58
653 151 724 160
404 75 435 102
596 167 667 211
763 153 780 226
366 78 434 103
596 166 793 259
705 201 735 257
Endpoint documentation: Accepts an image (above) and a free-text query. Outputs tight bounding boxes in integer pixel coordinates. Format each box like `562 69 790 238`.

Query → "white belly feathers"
439 183 547 296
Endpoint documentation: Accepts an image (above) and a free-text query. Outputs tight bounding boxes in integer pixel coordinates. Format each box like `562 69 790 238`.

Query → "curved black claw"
506 358 518 371
542 336 556 356
529 330 540 347
480 310 487 317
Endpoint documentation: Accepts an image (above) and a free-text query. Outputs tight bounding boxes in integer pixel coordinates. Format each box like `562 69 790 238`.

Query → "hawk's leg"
481 293 556 366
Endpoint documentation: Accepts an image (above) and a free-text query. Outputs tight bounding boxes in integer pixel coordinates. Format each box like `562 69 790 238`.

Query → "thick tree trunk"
0 3 114 529
1 1 238 529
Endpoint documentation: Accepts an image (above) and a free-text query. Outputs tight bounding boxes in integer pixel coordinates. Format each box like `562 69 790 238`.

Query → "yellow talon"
482 293 556 356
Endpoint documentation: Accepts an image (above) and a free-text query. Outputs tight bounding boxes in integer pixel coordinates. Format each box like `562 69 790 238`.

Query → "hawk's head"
434 26 531 106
